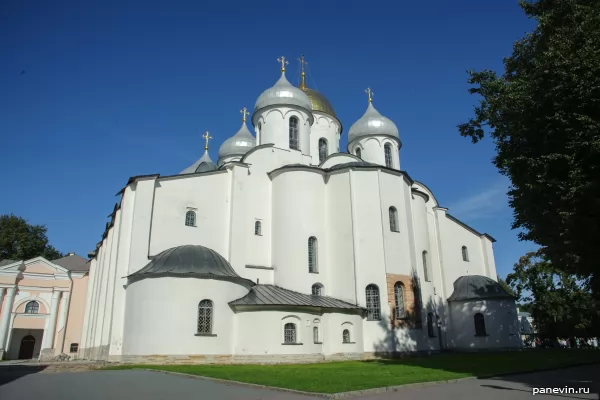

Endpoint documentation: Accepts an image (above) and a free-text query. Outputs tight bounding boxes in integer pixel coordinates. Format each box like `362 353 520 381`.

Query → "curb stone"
129 361 600 399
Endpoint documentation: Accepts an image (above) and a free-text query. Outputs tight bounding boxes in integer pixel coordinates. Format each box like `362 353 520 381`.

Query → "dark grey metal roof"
128 245 253 286
229 284 365 312
0 259 17 267
447 275 516 302
327 161 377 171
52 254 90 271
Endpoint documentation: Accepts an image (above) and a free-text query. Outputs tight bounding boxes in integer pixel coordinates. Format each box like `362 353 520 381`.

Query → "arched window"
355 148 362 159
365 284 381 321
422 251 431 282
389 206 399 232
289 117 299 150
255 221 262 236
308 236 318 273
462 246 469 261
318 138 328 163
474 313 486 336
313 326 319 343
24 301 39 314
342 329 351 343
394 282 405 319
427 312 436 337
185 211 196 227
384 143 393 168
311 283 322 296
284 323 297 343
197 300 213 335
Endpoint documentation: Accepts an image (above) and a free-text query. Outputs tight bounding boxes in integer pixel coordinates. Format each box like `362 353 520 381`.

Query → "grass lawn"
104 349 600 394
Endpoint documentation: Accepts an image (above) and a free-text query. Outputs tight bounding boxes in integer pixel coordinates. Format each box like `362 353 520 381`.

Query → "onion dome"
254 56 312 114
348 88 399 144
127 245 254 286
218 108 256 160
297 54 336 117
180 131 217 174
447 275 517 302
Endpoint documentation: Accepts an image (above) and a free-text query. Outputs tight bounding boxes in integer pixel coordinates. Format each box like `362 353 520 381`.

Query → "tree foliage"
458 0 600 296
0 214 62 261
497 275 517 297
506 251 599 337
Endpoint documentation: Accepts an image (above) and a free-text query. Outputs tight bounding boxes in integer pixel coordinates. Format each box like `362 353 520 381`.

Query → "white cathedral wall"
350 170 390 353
272 170 326 295
349 137 400 169
437 211 495 298
148 172 230 262
324 173 357 304
234 310 323 356
323 313 364 356
309 113 341 165
100 209 121 355
122 278 248 356
255 107 312 155
109 186 136 358
448 299 520 350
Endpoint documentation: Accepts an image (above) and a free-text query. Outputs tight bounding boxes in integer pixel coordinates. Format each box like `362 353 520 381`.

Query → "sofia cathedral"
80 56 520 363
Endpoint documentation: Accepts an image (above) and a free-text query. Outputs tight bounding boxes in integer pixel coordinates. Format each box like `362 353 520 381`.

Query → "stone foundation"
39 348 56 361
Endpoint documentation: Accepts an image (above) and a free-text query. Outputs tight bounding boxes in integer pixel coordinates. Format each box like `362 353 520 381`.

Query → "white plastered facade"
79 70 519 364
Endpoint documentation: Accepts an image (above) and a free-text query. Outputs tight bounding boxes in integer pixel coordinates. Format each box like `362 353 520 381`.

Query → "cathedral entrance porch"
7 329 44 360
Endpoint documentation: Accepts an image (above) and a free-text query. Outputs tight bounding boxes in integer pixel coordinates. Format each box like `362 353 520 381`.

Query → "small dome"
447 275 516 302
348 102 399 144
218 121 256 160
254 72 312 113
301 87 336 117
180 150 217 174
127 245 252 286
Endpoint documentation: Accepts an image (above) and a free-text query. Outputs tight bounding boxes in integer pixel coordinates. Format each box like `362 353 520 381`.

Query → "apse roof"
229 284 365 311
127 245 253 286
447 275 516 302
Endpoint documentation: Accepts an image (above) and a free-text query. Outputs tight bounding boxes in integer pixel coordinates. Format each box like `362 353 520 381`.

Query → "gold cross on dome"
202 131 212 150
298 54 308 88
365 87 374 103
240 107 249 123
277 56 289 72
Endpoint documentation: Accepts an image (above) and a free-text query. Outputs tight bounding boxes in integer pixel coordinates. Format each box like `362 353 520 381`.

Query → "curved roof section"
301 87 336 117
254 72 312 114
447 275 516 302
229 284 365 313
348 102 399 144
218 121 256 160
180 150 217 174
128 245 253 286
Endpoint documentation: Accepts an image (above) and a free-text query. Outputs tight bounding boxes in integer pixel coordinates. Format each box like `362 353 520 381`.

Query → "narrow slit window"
474 313 486 336
289 117 299 150
422 251 431 282
384 143 393 168
308 237 318 273
356 148 362 159
197 300 213 334
255 221 262 236
365 284 381 321
389 206 399 232
462 246 469 261
394 282 406 319
318 138 328 163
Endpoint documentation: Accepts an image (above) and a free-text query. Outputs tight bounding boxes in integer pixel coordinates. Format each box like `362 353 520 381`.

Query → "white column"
42 291 62 350
0 286 16 351
56 292 70 353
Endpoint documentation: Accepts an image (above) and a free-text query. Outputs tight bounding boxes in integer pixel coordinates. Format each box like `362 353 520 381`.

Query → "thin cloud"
448 179 510 220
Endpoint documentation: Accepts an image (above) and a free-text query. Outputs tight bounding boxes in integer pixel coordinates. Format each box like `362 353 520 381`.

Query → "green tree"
458 0 600 298
497 275 516 297
507 251 599 337
0 214 63 261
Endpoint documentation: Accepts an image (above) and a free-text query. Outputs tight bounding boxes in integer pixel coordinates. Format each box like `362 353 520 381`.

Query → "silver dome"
218 121 256 160
180 150 217 174
254 72 312 113
348 102 399 144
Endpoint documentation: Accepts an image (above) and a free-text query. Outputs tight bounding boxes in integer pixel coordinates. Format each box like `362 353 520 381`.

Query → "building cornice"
445 213 496 243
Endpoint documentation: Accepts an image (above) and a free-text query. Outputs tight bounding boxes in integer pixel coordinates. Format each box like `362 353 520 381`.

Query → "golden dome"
300 86 336 117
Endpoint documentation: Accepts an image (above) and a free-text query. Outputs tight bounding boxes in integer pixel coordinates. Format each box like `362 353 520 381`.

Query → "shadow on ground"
0 365 47 386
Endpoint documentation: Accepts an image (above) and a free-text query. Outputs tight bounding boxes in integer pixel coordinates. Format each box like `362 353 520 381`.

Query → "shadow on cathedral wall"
0 364 47 386
368 270 600 398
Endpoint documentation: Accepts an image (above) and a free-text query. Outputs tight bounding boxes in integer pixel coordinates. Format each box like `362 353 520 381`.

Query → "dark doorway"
18 335 35 359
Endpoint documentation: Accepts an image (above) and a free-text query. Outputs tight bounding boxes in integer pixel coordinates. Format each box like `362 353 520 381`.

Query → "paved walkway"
0 362 598 399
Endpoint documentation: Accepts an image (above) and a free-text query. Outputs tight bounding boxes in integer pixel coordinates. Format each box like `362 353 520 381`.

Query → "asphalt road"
0 363 598 400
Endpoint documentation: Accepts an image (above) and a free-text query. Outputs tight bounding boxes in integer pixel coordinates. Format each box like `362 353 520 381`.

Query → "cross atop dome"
240 107 249 123
365 87 374 103
277 56 288 72
202 131 212 150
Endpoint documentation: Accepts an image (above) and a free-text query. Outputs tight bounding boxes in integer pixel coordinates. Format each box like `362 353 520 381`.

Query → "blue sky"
0 0 538 278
